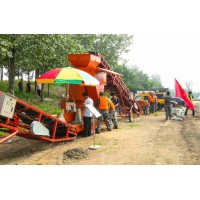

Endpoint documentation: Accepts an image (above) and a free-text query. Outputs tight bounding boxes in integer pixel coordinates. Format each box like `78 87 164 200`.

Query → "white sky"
123 34 200 92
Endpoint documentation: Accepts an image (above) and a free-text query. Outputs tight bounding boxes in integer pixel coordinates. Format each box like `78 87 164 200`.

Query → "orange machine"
0 52 141 144
67 52 142 120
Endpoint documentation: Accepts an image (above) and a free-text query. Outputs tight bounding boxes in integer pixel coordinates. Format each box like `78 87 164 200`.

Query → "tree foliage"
0 34 164 96
184 81 193 92
71 34 133 67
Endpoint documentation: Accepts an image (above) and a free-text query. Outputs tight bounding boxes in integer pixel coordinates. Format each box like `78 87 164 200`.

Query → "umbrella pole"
89 115 101 150
66 83 69 101
93 115 95 146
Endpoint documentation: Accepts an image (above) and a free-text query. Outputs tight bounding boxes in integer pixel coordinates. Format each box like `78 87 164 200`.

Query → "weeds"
129 123 140 127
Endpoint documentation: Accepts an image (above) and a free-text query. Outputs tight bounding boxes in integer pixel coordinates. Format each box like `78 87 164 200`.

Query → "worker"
26 80 31 93
148 92 155 113
18 79 23 94
185 91 195 116
110 92 120 129
82 92 93 137
141 100 149 115
132 97 141 117
95 91 112 133
36 83 42 97
163 91 172 120
153 93 158 112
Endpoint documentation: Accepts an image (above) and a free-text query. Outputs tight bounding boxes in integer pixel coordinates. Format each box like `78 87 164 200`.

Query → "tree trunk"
0 67 2 81
48 83 50 97
41 83 44 102
8 49 16 95
27 70 30 81
35 69 40 93
17 68 20 80
30 70 34 80
0 67 3 81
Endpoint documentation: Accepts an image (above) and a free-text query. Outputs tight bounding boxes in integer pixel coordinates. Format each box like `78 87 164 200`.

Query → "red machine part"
0 92 81 144
68 52 142 119
0 52 142 144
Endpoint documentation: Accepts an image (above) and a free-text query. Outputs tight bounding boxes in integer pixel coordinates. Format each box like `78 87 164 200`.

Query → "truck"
135 90 169 111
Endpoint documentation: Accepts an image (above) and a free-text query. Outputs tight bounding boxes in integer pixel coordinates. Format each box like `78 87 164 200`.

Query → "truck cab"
135 92 166 111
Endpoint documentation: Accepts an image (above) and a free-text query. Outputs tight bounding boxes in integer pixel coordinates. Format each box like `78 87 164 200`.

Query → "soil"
1 102 200 165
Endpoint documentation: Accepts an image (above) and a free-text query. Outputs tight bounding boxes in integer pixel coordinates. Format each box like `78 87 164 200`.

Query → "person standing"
185 91 195 116
148 92 155 113
163 91 172 120
142 100 149 115
110 92 120 129
36 83 42 97
153 93 158 112
95 91 112 133
26 80 31 93
18 79 23 94
82 92 93 137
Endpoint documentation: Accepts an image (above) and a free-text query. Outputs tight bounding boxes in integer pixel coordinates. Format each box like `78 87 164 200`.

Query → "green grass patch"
129 123 140 127
98 148 107 152
153 112 162 116
0 131 9 137
95 142 102 146
0 80 66 115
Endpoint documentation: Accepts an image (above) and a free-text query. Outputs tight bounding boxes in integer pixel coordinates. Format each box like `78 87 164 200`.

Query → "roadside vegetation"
0 80 64 114
0 80 65 136
0 34 163 98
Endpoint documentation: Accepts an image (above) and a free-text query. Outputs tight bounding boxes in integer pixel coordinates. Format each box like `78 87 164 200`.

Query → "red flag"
175 79 194 110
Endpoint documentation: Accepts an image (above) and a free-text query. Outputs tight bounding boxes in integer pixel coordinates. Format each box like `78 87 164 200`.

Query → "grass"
98 148 108 152
129 123 140 127
0 132 8 136
0 80 68 136
153 112 162 116
0 80 66 115
0 128 9 137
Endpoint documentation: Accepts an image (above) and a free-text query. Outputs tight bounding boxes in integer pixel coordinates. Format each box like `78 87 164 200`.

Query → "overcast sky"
123 34 200 92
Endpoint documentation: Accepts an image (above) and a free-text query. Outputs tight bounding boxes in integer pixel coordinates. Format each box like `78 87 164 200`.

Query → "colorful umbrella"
36 67 99 86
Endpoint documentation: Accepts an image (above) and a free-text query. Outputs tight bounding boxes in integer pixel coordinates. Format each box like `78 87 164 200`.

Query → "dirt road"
1 102 200 165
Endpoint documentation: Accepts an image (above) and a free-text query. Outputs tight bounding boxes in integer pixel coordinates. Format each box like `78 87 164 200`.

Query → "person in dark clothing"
36 83 41 97
110 92 120 129
163 91 172 120
26 80 31 93
82 92 93 137
18 79 23 94
185 91 195 116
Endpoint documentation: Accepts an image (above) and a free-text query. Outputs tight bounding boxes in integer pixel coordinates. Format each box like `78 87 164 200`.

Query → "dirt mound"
63 148 88 159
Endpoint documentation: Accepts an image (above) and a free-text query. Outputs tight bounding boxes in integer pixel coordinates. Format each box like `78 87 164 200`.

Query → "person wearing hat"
110 92 120 129
82 92 93 137
95 91 112 133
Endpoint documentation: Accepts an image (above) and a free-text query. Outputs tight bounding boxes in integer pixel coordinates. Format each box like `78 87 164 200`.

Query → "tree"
114 64 152 91
0 34 82 96
150 74 163 90
0 34 165 98
185 81 193 92
71 34 133 68
16 34 82 101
